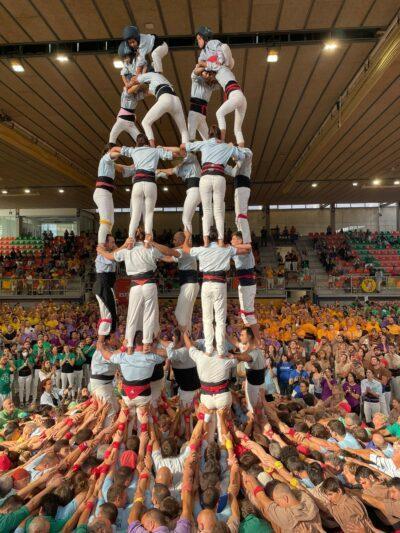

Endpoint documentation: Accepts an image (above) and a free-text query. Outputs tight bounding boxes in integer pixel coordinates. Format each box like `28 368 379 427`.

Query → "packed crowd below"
0 298 399 531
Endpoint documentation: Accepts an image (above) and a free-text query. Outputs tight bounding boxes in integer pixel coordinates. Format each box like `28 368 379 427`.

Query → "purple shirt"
320 378 337 401
343 381 361 409
128 518 191 533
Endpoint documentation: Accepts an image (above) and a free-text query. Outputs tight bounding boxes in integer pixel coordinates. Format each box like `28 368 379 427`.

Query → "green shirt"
0 367 12 395
0 504 29 533
25 515 68 532
82 345 95 360
387 422 400 437
75 526 88 533
0 408 27 429
15 356 35 370
239 514 273 533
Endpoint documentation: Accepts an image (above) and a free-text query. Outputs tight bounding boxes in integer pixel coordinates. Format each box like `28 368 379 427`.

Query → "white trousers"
182 187 201 233
199 174 226 239
129 182 157 238
238 284 257 326
90 379 118 427
93 188 114 244
55 369 61 389
31 368 41 402
123 398 149 435
175 282 199 329
234 187 251 243
61 372 75 396
151 42 169 73
74 370 83 392
202 282 227 355
216 90 247 145
109 117 140 144
391 376 400 400
96 292 115 336
245 382 265 412
363 401 381 423
179 389 198 408
188 110 209 141
142 93 189 143
151 378 164 407
18 375 32 404
126 283 159 346
201 392 232 443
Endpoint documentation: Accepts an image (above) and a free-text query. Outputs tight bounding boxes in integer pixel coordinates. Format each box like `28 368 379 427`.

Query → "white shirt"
114 243 163 275
120 146 172 172
245 349 265 371
189 242 236 272
40 390 61 407
370 454 400 478
167 345 196 370
189 347 237 382
152 447 190 492
95 254 116 274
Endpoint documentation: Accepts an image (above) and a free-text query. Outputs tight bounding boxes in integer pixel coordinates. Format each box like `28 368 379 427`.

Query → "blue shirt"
185 138 245 166
337 432 362 450
174 153 201 181
277 362 293 383
289 369 309 382
120 146 172 172
110 351 164 382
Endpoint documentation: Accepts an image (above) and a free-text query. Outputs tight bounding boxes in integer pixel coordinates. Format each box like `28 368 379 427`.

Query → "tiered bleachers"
0 236 43 255
348 231 400 275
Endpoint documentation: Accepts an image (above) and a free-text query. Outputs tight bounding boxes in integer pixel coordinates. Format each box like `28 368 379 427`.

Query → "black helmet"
196 26 213 42
123 25 140 45
118 41 133 58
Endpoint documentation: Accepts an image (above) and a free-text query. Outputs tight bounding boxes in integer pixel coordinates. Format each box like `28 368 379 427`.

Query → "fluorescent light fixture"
163 186 169 192
395 180 400 185
125 188 130 192
267 49 279 63
24 188 31 193
373 178 381 185
11 62 24 72
311 183 318 188
56 54 69 63
324 41 338 51
1 190 7 194
145 22 154 30
58 188 64 193
113 59 124 69
352 182 358 187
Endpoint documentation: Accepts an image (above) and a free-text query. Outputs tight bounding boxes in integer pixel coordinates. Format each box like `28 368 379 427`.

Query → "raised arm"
151 241 180 258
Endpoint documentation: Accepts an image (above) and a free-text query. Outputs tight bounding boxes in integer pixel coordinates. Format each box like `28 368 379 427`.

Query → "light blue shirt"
120 146 172 172
185 138 245 166
90 350 117 378
98 153 115 179
109 351 164 382
190 242 236 272
190 71 217 102
338 433 362 450
233 251 254 270
136 72 173 96
174 153 201 181
95 254 116 274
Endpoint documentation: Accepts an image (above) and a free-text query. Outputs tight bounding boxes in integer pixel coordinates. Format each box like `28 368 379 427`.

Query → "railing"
327 274 400 294
0 277 83 297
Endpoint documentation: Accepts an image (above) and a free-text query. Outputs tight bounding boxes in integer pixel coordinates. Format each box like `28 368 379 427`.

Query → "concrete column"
330 204 336 233
265 205 271 235
396 203 400 231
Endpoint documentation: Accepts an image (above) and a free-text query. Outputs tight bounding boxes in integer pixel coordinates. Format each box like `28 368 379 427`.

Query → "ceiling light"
267 49 279 63
1 190 7 194
56 54 69 63
24 188 31 193
323 41 338 51
163 186 169 192
113 59 124 69
352 182 358 187
311 183 318 188
395 180 400 185
145 22 154 30
373 178 381 186
58 188 64 193
11 62 24 73
125 188 130 192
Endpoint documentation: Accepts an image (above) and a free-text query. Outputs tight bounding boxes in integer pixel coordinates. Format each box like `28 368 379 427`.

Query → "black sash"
179 270 198 286
96 175 115 193
155 84 176 99
151 362 165 381
224 80 241 98
90 373 115 382
201 162 225 176
130 270 157 286
236 268 256 287
234 175 251 189
134 169 156 184
246 368 265 386
202 270 227 283
120 108 136 122
186 177 200 189
93 273 117 333
173 366 200 391
190 97 208 115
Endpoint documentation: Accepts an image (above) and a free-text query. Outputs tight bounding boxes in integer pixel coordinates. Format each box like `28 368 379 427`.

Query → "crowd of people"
0 297 400 530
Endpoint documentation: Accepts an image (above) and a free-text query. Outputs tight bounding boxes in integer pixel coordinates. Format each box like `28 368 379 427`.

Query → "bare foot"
203 236 210 247
218 239 225 247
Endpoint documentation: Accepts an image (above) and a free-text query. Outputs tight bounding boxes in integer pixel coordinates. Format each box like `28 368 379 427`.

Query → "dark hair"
350 427 369 443
173 328 182 342
114 467 134 486
310 423 329 439
0 494 24 512
239 451 259 471
242 327 255 341
99 502 118 524
321 477 343 494
293 422 308 433
102 143 116 155
40 493 60 517
328 420 346 437
75 428 93 445
203 458 221 477
134 331 143 346
54 481 74 506
302 393 316 406
208 125 221 139
54 439 69 453
232 231 243 240
136 133 149 147
107 483 126 504
135 227 146 242
209 227 219 243
355 466 377 483
307 463 324 486
126 435 140 452
72 471 89 495
153 483 171 505
280 446 299 468
159 496 181 519
201 487 219 509
388 477 400 489
200 471 220 491
286 457 306 474
264 480 279 498
142 508 167 527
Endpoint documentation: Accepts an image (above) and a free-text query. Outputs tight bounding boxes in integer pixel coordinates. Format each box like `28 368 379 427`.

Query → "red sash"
122 383 151 399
